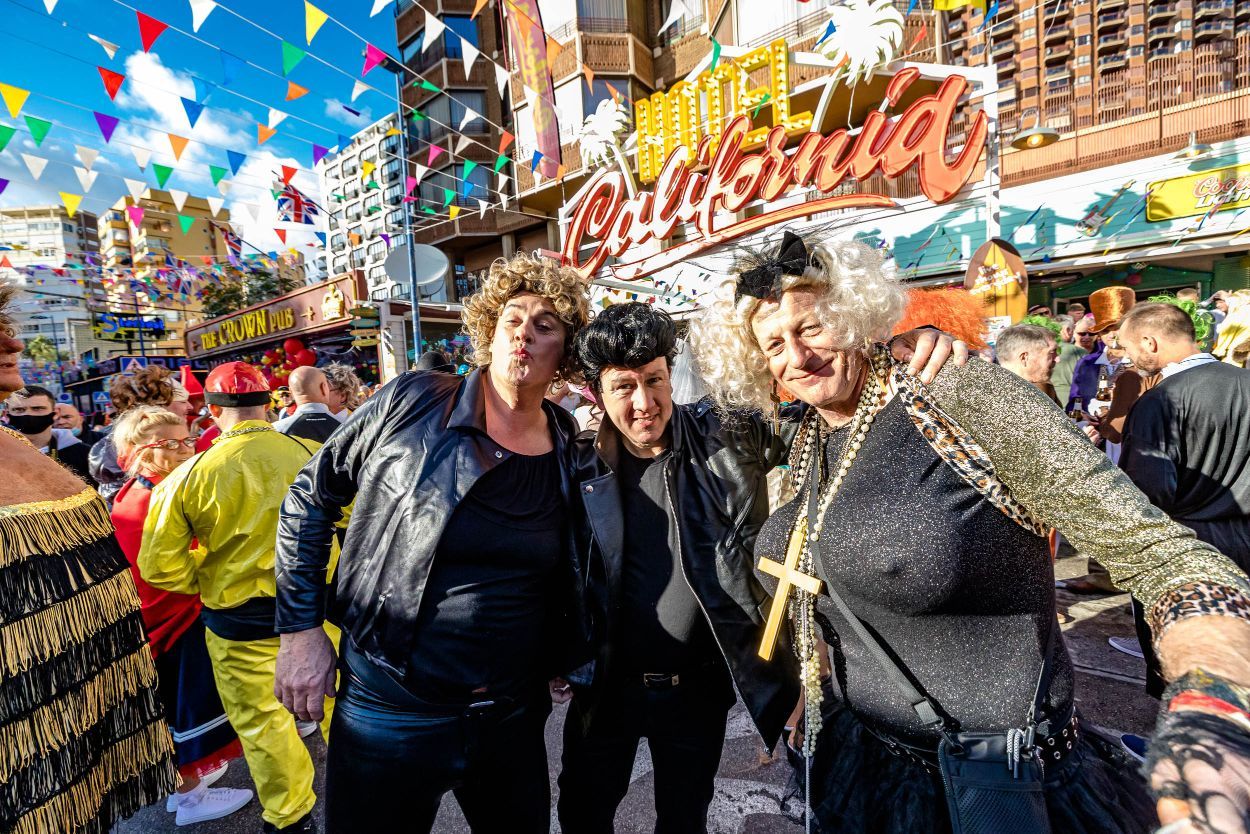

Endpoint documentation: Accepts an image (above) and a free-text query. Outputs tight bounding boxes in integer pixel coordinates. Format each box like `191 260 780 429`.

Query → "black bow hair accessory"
735 231 812 301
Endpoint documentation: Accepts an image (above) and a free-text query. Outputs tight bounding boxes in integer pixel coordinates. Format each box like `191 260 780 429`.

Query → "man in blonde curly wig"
275 250 592 833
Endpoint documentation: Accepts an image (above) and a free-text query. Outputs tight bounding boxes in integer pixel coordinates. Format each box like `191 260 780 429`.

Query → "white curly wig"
688 237 906 415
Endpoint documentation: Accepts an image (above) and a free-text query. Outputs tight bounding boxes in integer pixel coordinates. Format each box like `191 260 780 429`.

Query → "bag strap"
805 447 1056 734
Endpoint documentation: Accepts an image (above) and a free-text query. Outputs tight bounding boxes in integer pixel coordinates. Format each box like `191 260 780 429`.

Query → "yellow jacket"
138 420 321 611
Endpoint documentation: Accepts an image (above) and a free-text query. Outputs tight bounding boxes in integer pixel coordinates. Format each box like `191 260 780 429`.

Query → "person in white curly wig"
689 232 1250 834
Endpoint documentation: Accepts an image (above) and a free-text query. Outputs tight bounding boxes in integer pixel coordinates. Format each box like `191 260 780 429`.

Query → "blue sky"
0 0 401 252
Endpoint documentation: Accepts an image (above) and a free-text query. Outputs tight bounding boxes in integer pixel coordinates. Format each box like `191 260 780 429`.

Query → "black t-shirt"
404 447 563 704
616 448 715 673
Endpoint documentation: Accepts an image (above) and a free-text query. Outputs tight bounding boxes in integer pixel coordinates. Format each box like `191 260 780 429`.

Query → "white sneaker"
297 720 319 738
166 762 230 812
174 785 254 826
1108 636 1145 659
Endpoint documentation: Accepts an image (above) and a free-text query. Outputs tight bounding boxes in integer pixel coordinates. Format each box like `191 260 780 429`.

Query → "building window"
383 158 403 181
385 183 405 205
361 146 377 165
332 255 348 273
1077 74 1091 85
404 14 479 70
1021 26 1036 39
344 181 361 199
367 240 386 261
367 265 387 285
454 162 493 206
1076 34 1091 45
443 15 477 59
584 78 628 119
1076 54 1090 65
331 232 347 251
387 209 405 228
364 192 382 213
346 204 363 222
411 92 487 142
351 249 366 268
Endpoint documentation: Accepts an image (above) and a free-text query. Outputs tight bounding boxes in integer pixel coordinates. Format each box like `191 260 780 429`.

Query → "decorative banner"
168 133 189 160
454 134 472 155
965 238 1027 328
428 144 444 165
506 0 561 178
25 116 51 146
458 107 479 131
153 163 174 187
494 63 509 98
462 40 480 76
286 81 309 101
449 205 461 221
258 124 277 144
207 196 224 216
268 108 287 128
1147 162 1250 222
0 125 14 152
351 79 371 101
89 33 120 60
370 0 393 15
1 82 30 117
98 67 125 100
76 144 99 169
209 164 228 185
131 145 151 169
280 165 297 184
422 10 446 52
471 0 489 17
362 43 388 75
281 41 306 76
22 153 47 180
178 215 196 234
169 189 189 212
74 166 97 192
0 179 6 197
311 143 330 166
126 205 144 226
305 1 329 43
60 192 81 217
220 52 246 85
227 149 246 174
136 11 169 52
124 178 146 200
190 0 217 32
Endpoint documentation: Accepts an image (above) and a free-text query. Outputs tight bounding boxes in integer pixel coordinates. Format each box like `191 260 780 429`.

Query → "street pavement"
117 554 1158 833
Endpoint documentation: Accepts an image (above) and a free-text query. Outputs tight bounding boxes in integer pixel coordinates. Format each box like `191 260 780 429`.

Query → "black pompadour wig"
572 302 678 391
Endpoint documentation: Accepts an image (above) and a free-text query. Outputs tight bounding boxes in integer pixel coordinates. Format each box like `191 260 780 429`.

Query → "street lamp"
1011 123 1060 150
1173 132 1213 161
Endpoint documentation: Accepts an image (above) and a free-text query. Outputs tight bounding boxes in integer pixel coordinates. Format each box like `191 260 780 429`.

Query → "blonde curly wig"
688 237 906 414
112 405 185 477
462 250 592 382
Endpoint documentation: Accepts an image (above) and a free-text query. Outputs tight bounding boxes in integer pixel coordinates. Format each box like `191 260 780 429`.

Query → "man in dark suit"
273 366 342 444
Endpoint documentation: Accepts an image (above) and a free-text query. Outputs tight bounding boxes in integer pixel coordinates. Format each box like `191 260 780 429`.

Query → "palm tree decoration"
578 98 638 198
23 335 58 364
817 0 905 88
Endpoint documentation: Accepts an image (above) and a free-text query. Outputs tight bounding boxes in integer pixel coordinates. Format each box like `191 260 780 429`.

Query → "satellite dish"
384 243 449 299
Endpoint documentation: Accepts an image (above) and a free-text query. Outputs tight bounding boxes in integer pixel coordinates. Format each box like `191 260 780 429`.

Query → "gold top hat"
1088 286 1137 334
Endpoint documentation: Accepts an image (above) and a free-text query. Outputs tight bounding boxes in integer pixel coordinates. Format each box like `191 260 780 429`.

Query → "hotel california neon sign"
559 44 989 281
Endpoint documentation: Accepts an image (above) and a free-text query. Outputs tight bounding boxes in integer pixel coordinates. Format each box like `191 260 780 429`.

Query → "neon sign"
561 69 988 281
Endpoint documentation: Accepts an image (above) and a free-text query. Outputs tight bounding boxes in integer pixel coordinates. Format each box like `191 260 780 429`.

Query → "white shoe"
297 720 319 738
1108 636 1145 659
166 762 230 812
174 785 254 826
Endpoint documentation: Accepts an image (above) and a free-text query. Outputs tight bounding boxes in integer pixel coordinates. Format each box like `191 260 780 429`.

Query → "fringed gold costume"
1 486 177 834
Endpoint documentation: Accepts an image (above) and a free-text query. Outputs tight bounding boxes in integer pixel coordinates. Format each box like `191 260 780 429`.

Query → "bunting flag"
977 0 999 31
449 205 461 221
363 43 388 75
280 165 297 184
471 0 489 17
530 150 542 172
258 123 277 144
370 0 393 15
0 253 9 266
281 41 306 75
337 133 350 151
583 62 595 92
153 163 174 187
0 125 14 152
418 79 440 93
423 10 446 50
136 11 169 52
441 187 454 207
227 149 246 175
478 198 489 219
458 107 479 131
709 37 722 70
815 20 836 47
190 0 216 32
405 174 418 194
454 134 472 156
351 79 370 101
203 197 223 218
220 52 246 85
286 80 309 101
428 144 445 165
98 67 125 100
498 131 515 154
343 104 362 117
124 178 146 200
413 164 429 184
76 145 99 170
89 33 120 60
74 166 97 192
178 215 196 234
908 20 928 50
311 143 329 166
907 0 918 14
545 36 563 62
25 116 51 146
606 82 622 103
658 0 689 34
181 97 204 127
169 189 189 212
493 153 509 173
60 192 82 218
218 178 232 195
210 165 227 185
495 63 509 98
305 1 329 43
168 133 189 161
1 83 30 117
461 178 475 198
360 160 376 180
132 145 151 169
462 40 480 77
268 108 287 128
22 153 47 180
275 228 287 244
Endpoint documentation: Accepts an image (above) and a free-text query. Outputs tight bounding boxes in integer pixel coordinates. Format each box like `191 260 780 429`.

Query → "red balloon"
283 338 305 356
295 349 317 367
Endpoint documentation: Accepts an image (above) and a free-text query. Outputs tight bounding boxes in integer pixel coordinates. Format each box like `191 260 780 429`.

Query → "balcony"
1047 42 1073 59
948 17 966 35
992 38 1015 55
1148 44 1174 58
1149 24 1176 39
1097 9 1126 25
1046 65 1073 79
1195 0 1233 17
1195 20 1234 39
1099 51 1128 66
1098 30 1128 48
1045 24 1071 40
1148 2 1181 20
1101 0 1126 8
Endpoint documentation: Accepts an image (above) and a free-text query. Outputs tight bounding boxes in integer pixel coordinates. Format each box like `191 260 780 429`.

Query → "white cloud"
324 98 374 129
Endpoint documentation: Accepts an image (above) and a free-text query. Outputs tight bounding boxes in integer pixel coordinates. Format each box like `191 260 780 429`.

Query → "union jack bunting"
277 182 321 224
211 221 244 265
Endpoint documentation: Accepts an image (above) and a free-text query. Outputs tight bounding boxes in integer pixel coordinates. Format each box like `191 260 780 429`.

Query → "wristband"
1165 668 1250 716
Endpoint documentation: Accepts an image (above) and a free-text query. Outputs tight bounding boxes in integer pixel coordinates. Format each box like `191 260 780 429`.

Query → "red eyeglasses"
134 437 197 453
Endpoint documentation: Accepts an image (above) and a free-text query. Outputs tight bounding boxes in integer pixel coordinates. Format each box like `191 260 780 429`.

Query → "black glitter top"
756 395 1071 745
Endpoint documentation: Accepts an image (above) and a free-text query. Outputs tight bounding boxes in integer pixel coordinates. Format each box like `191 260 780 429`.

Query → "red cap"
204 361 272 407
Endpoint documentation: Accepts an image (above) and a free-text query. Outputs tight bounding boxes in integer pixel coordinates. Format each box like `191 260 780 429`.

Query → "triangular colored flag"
132 145 151 169
286 81 309 101
454 134 473 156
75 166 97 193
606 82 622 103
0 125 14 152
363 43 388 76
471 0 489 17
978 0 999 32
281 41 306 75
458 107 479 131
413 164 429 184
88 33 120 60
0 252 9 265
546 36 562 62
498 132 515 154
76 145 99 170
169 189 188 212
314 231 327 247
60 192 82 218
220 52 246 85
209 165 227 185
361 160 376 180
258 123 276 144
405 174 418 194
1 83 30 117
305 1 329 43
658 0 689 34
497 172 509 189
281 165 297 184
461 39 480 76
583 63 595 92
351 79 371 101
181 97 204 127
168 133 189 161
207 196 224 216
370 0 393 15
418 79 440 93
22 153 47 180
275 229 287 244
409 108 426 122
190 0 216 32
337 134 351 151
124 178 146 200
422 10 446 51
136 11 169 52
493 154 508 173
495 63 509 98
462 160 478 180
751 92 771 118
227 149 246 175
441 187 454 207
710 38 721 69
343 104 362 117
449 205 461 221
908 20 928 51
428 144 445 165
153 163 174 188
178 214 195 234
268 108 287 128
24 116 51 147
461 178 475 198
98 67 125 100
312 143 329 166
530 150 542 172
477 198 488 219
906 0 918 14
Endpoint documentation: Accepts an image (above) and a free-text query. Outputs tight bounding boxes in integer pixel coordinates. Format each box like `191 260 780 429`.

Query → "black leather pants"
325 642 551 833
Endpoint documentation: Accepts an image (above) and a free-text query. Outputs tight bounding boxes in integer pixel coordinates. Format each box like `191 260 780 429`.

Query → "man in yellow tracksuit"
139 362 338 833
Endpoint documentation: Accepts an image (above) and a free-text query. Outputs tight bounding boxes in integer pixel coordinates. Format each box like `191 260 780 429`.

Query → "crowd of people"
1 237 1250 834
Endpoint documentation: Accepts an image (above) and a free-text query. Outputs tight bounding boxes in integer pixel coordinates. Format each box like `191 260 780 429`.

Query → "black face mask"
7 413 55 435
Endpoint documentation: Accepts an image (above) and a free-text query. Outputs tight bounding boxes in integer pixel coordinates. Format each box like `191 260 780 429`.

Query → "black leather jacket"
275 369 589 680
573 399 800 749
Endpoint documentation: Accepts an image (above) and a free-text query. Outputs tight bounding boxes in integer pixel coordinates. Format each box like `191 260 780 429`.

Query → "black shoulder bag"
803 474 1054 834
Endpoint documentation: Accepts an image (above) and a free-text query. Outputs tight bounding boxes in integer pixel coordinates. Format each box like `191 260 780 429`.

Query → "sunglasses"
135 437 196 453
